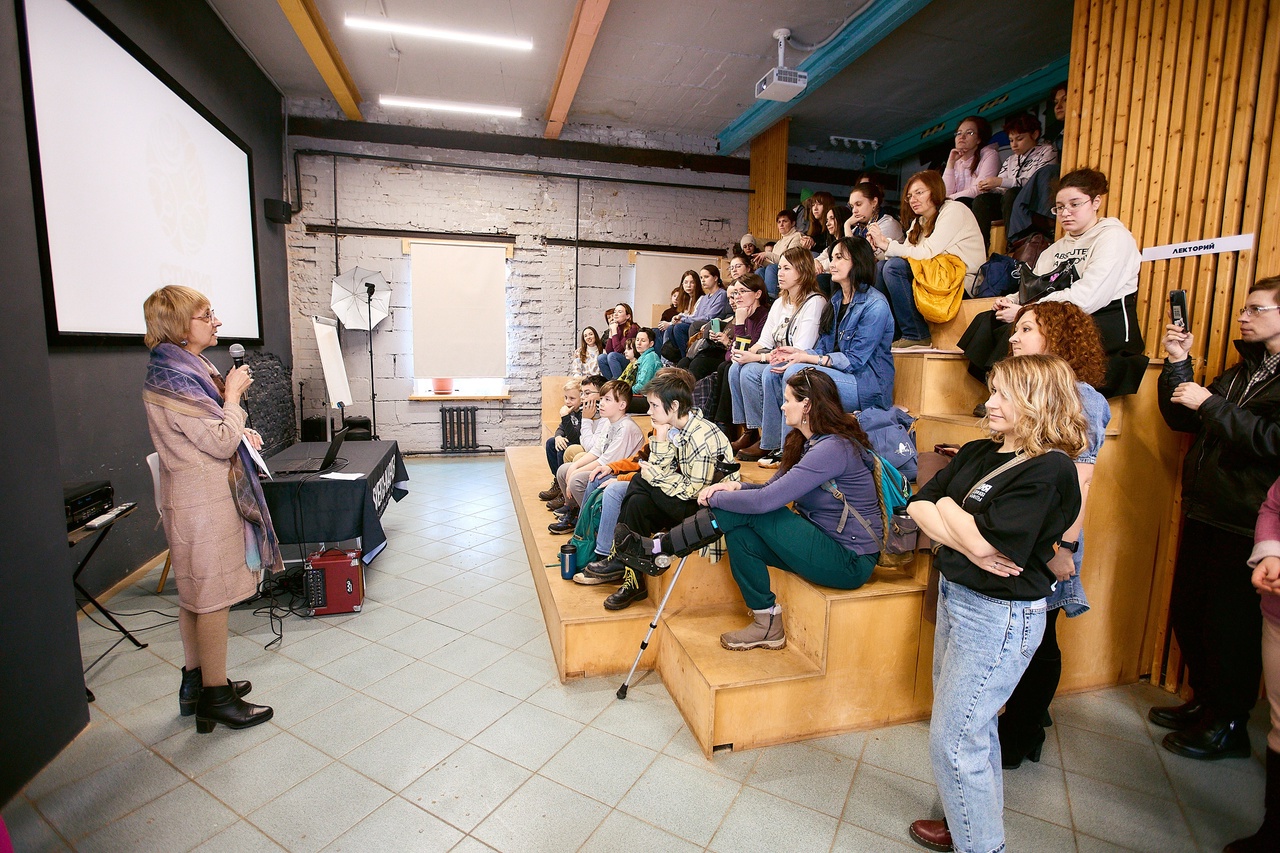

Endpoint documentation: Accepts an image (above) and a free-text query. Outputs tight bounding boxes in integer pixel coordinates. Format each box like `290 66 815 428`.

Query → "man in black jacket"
1152 274 1280 759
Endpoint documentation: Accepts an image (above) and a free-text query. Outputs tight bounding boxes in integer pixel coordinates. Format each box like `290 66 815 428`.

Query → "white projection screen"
21 0 261 341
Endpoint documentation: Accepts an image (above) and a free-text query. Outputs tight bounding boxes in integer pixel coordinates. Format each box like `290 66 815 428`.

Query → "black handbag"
1017 258 1079 304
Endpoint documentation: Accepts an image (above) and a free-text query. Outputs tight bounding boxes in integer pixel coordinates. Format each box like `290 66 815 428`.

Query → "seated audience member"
804 191 836 245
815 206 853 275
542 376 601 504
971 113 1060 249
678 265 744 382
541 377 582 490
763 240 776 254
660 288 681 324
906 355 1085 853
549 380 643 533
762 236 895 458
1237 476 1280 853
943 116 999 204
740 233 760 260
960 168 1145 396
753 210 815 297
867 170 985 349
1048 83 1068 153
596 303 639 380
1149 276 1280 761
663 264 729 362
674 369 882 649
597 369 737 610
845 180 904 262
732 248 827 461
997 302 1111 769
568 326 602 377
702 274 771 436
654 271 700 353
619 328 661 413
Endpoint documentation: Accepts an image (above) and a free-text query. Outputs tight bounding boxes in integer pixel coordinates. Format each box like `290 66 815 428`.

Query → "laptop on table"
273 428 350 476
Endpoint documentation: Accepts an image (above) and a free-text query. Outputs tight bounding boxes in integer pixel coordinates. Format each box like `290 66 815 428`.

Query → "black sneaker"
603 567 648 610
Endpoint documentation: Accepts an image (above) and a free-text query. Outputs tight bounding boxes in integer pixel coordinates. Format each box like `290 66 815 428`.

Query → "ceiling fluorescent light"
346 15 532 51
379 95 522 118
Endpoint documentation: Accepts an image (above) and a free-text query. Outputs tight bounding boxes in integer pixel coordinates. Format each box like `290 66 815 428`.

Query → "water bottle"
559 543 577 580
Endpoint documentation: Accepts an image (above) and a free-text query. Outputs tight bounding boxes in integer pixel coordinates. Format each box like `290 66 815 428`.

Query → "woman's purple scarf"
143 343 282 573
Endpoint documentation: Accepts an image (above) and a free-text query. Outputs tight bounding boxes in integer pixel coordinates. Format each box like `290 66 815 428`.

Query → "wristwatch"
1056 538 1080 553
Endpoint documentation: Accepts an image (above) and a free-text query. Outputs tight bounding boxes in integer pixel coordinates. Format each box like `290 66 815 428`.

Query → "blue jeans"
761 263 780 298
931 576 1046 853
595 478 630 557
667 321 693 358
765 363 862 448
734 361 776 439
597 351 627 380
545 437 565 475
874 257 930 342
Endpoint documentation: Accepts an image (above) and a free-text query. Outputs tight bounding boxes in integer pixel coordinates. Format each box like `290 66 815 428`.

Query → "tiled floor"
3 456 1270 852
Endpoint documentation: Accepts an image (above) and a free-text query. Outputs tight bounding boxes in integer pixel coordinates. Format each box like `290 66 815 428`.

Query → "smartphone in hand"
1169 290 1189 329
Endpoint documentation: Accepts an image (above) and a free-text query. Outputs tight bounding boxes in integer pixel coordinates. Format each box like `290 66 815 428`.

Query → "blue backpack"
856 406 917 482
972 253 1019 298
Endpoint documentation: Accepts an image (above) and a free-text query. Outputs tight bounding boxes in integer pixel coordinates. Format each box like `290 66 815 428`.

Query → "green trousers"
713 507 877 610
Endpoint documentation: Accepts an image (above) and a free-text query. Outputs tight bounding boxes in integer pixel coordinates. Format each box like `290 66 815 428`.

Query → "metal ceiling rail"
715 0 933 156
870 55 1070 166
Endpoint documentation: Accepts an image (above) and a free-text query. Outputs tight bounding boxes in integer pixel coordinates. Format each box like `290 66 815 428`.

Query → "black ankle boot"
1148 699 1205 730
1161 715 1252 760
179 667 252 716
1226 748 1280 852
195 682 273 733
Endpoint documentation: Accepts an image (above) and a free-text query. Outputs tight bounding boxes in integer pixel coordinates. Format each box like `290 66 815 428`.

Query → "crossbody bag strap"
818 479 880 544
963 453 1030 503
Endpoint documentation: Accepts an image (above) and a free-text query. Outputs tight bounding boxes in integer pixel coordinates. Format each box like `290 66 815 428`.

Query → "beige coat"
146 399 259 613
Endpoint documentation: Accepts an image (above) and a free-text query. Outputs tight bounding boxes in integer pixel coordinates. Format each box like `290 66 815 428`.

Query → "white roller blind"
633 252 717 325
410 242 508 378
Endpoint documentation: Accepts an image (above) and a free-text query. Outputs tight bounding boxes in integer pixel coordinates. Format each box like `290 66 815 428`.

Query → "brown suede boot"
720 609 785 651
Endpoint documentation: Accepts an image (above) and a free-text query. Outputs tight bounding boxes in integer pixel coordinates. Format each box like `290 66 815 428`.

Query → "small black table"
69 503 146 651
262 440 409 562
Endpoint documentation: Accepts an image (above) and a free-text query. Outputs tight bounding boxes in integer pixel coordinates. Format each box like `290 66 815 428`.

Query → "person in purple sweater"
696 368 883 650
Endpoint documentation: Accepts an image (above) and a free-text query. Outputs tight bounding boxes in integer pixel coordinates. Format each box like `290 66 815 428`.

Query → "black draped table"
262 440 409 562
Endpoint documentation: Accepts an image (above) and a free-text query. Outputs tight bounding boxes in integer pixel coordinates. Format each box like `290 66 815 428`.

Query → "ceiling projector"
755 28 808 102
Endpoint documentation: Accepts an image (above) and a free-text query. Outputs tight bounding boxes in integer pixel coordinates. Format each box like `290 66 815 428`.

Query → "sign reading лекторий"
1142 233 1255 262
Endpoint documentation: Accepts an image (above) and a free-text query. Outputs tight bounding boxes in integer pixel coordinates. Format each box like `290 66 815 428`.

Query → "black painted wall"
0 0 287 803
43 0 291 598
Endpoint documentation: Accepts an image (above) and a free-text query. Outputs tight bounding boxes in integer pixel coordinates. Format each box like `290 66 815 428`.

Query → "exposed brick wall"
286 136 749 452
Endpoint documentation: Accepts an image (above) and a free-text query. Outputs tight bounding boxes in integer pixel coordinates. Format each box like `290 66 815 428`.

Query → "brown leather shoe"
909 819 953 851
731 428 759 452
736 441 766 462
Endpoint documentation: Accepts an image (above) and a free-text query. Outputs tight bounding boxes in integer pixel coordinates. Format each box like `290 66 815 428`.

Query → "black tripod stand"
365 282 380 440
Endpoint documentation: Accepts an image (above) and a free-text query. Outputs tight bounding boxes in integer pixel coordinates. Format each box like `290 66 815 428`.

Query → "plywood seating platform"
928 296 998 351
508 444 932 756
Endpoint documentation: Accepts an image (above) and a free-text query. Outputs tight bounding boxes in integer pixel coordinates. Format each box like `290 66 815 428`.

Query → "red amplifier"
302 549 364 616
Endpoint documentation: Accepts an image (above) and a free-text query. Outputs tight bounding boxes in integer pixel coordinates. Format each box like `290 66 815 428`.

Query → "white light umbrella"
330 267 391 331
329 266 391 438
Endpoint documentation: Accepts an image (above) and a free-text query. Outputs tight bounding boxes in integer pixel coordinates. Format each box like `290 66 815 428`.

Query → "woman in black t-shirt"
904 354 1085 853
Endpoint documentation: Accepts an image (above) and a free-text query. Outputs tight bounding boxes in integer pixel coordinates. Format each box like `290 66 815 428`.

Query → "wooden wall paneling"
1060 0 1093 170
1089 0 1118 173
1188 0 1247 373
1123 0 1168 257
1105 0 1142 221
1095 0 1128 183
1218 0 1280 371
747 119 790 244
1162 0 1217 340
1134 0 1187 345
1077 0 1105 167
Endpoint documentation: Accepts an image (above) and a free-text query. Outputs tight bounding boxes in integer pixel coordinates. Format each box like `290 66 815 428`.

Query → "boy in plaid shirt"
603 368 737 611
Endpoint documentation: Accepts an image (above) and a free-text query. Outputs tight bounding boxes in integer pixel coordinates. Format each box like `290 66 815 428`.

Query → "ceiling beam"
871 56 1069 165
276 0 362 120
716 0 932 156
543 0 611 139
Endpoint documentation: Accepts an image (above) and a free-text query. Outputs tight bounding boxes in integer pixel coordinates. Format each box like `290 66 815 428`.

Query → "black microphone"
229 343 245 369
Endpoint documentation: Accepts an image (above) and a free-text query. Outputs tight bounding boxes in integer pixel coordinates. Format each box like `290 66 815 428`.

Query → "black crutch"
616 552 690 700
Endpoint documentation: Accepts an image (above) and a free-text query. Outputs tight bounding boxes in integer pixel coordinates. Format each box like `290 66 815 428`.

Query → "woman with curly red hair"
997 301 1111 770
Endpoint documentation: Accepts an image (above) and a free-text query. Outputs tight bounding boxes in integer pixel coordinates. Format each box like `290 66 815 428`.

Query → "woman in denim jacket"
997 301 1110 770
760 236 895 456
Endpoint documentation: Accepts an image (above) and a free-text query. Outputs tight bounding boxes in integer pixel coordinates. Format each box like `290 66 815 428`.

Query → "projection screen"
21 0 262 341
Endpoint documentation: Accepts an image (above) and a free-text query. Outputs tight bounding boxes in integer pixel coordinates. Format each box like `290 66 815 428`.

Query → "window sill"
409 391 511 402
